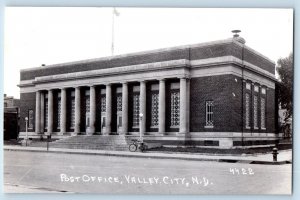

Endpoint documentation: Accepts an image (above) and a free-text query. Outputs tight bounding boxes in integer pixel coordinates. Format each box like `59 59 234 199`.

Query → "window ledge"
245 126 251 129
254 127 259 130
204 125 214 129
170 126 179 129
261 128 266 130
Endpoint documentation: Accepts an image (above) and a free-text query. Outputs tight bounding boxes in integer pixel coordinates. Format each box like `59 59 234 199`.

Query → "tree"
276 53 293 133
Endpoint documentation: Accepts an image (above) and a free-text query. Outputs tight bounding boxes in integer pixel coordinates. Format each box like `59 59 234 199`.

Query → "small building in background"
278 105 292 138
4 94 20 140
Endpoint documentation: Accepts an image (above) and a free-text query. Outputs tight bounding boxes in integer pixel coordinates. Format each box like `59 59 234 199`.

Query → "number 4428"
229 168 254 175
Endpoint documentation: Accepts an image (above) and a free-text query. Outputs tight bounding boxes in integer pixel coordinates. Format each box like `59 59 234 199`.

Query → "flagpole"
111 7 115 56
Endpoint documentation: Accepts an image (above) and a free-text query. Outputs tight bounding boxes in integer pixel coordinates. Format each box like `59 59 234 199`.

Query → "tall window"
117 95 122 112
117 93 122 128
205 101 214 127
101 96 106 112
45 97 48 129
57 93 61 129
86 96 90 113
253 95 258 129
28 110 34 129
261 98 266 129
70 91 75 129
85 91 90 127
245 93 250 128
132 94 140 127
151 93 159 127
100 95 106 128
170 91 180 127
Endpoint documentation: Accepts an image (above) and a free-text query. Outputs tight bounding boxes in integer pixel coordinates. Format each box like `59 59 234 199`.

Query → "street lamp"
139 113 143 142
25 117 28 146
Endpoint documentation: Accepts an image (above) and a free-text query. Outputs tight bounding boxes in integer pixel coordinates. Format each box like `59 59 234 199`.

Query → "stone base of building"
18 131 279 149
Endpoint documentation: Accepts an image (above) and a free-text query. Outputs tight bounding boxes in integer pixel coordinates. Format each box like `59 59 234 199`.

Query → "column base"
156 133 165 136
71 132 78 136
58 132 64 136
86 127 95 136
176 132 186 136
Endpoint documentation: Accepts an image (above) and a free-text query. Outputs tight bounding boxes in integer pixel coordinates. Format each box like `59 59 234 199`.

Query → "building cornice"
190 56 276 81
32 59 190 84
18 55 277 90
20 38 274 73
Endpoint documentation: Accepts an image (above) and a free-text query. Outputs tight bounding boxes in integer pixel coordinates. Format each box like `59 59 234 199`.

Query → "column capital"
178 75 190 80
139 80 148 83
120 81 128 85
157 78 166 82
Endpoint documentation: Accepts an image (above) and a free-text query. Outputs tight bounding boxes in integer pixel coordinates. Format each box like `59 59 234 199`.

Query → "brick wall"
242 80 276 134
266 88 276 133
190 75 243 132
19 92 36 132
190 74 275 133
244 48 275 74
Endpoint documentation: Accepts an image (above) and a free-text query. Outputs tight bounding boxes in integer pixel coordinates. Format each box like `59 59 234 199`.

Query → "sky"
4 7 293 98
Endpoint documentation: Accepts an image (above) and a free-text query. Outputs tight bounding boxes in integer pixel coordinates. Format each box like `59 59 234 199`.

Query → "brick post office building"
18 35 278 149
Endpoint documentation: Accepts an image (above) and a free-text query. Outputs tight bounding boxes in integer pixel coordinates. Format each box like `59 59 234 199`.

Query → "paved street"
4 150 292 194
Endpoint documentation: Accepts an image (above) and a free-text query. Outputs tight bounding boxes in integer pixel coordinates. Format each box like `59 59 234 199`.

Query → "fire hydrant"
272 147 279 162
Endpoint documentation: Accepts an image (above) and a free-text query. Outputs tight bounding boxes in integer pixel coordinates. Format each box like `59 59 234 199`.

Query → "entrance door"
117 112 122 133
85 113 90 134
101 112 106 134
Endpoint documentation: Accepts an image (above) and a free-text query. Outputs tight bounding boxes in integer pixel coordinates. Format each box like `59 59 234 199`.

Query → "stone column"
60 88 67 135
47 89 53 134
74 87 81 135
40 93 45 134
158 79 166 134
180 78 187 134
187 79 190 132
89 85 96 134
140 81 146 135
35 91 41 134
105 84 112 135
122 82 128 134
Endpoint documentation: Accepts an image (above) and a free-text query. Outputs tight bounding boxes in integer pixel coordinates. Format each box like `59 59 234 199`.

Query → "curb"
4 146 292 165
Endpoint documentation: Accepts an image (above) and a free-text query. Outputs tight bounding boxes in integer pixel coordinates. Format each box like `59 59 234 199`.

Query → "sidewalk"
3 145 292 165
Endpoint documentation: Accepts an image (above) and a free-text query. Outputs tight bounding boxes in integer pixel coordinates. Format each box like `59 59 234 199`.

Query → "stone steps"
48 135 130 151
28 135 162 151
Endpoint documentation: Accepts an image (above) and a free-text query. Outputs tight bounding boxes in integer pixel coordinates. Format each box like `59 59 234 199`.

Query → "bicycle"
129 139 147 152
